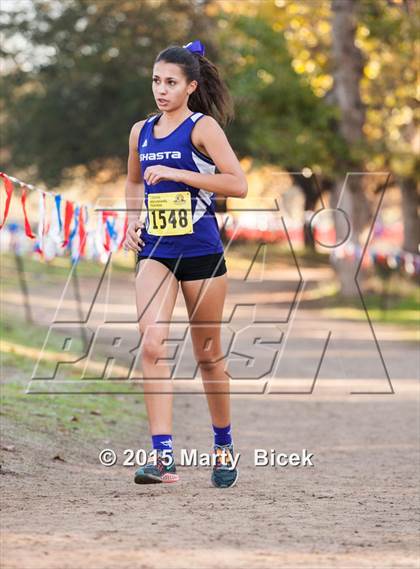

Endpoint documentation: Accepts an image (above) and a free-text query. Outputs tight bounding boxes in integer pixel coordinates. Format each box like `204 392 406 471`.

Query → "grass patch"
319 290 419 327
225 241 330 269
0 313 86 353
0 312 90 381
1 313 145 442
1 380 145 442
1 251 136 289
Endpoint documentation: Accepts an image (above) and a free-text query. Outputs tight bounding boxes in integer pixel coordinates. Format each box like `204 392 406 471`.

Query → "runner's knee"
140 333 167 364
196 350 224 372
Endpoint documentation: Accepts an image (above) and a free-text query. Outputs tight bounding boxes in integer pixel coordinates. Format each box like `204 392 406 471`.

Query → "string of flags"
224 212 419 277
0 172 128 264
0 171 418 275
330 241 420 277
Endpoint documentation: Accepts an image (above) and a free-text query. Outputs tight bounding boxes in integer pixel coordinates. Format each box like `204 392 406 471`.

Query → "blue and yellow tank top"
137 111 224 258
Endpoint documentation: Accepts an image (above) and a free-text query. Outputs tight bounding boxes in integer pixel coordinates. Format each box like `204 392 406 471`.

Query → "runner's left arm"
143 116 248 199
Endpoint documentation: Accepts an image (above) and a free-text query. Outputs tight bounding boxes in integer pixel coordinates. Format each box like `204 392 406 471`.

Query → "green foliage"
0 0 416 185
218 12 346 174
1 0 217 185
1 310 146 440
357 0 419 177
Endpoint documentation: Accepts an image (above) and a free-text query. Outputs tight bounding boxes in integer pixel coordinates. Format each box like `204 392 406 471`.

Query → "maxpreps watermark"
99 448 314 468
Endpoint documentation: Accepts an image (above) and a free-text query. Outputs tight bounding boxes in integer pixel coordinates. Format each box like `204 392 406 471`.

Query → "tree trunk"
331 0 365 144
400 176 419 254
330 0 371 298
288 171 319 250
329 175 371 297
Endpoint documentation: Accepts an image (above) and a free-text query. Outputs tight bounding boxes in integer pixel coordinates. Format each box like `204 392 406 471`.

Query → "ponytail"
155 44 234 128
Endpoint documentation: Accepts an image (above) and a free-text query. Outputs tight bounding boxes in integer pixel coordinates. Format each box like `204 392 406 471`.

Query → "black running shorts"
136 252 227 282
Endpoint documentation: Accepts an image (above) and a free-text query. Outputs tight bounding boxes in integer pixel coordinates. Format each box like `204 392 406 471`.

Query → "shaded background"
1 3 419 569
1 0 418 301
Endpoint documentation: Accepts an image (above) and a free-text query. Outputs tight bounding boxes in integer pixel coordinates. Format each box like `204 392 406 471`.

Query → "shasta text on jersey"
140 151 182 161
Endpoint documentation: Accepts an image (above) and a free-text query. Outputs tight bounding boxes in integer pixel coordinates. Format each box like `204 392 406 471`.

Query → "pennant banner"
0 171 418 275
0 171 134 264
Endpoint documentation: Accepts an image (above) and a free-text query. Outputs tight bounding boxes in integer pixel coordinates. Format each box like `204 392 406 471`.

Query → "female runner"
123 40 247 488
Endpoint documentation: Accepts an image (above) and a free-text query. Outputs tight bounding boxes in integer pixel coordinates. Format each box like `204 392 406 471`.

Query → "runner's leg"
135 258 179 435
180 274 230 427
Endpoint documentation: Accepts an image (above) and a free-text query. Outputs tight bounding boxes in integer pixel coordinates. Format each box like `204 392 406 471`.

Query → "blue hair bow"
183 40 205 57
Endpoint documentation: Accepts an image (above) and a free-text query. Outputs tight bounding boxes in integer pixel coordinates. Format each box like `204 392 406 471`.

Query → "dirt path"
1 263 419 568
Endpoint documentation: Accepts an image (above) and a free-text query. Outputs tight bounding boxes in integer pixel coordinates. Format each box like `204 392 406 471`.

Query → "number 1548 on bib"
147 191 193 236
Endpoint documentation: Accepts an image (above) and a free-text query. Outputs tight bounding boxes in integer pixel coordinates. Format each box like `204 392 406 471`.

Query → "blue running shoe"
134 450 179 484
211 443 239 488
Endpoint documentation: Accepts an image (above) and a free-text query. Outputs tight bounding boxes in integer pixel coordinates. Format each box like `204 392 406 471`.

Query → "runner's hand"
143 165 183 185
123 220 145 252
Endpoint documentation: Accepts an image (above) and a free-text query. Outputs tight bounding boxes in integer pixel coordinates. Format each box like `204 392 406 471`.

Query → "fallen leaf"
52 454 66 462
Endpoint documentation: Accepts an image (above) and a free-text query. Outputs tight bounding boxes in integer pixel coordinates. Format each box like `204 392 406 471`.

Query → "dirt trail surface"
1 260 419 569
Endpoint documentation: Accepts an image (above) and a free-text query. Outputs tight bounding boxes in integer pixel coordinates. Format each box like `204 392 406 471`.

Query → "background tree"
327 0 373 296
0 0 219 186
1 0 416 269
358 0 419 254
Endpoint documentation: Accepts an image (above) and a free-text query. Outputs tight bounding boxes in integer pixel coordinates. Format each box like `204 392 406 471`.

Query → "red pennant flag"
79 205 87 257
62 200 74 247
0 172 14 230
118 212 128 250
21 186 36 238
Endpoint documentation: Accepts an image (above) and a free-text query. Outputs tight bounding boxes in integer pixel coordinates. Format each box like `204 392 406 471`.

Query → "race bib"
147 191 193 236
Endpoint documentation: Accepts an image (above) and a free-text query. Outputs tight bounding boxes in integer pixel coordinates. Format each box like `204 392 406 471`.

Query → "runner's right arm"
124 121 146 252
